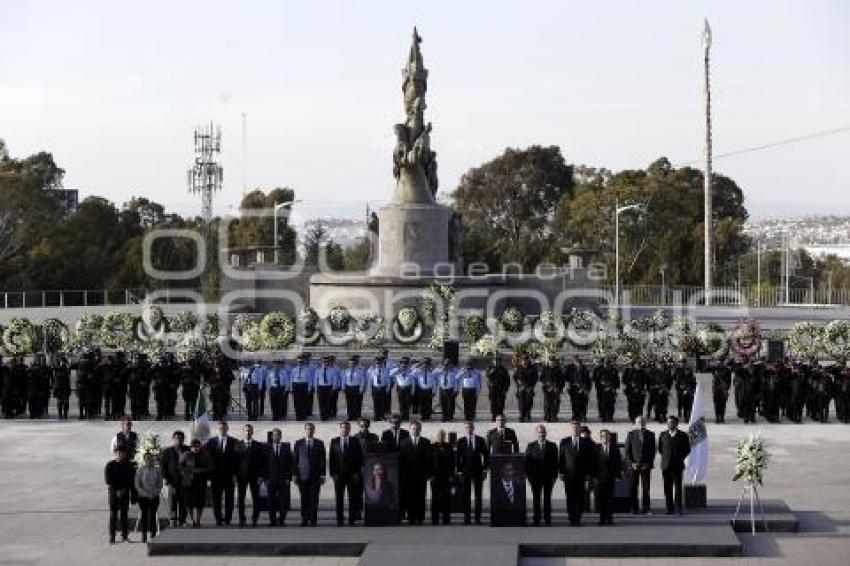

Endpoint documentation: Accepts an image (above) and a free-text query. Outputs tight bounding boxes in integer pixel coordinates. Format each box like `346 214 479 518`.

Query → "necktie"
222 438 226 452
275 444 280 457
470 436 475 451
322 368 327 386
342 438 347 453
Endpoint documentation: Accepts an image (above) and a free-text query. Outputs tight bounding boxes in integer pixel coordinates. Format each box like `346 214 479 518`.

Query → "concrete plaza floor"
0 374 849 565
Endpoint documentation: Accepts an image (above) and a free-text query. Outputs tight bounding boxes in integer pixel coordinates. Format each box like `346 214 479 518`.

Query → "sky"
1 0 849 221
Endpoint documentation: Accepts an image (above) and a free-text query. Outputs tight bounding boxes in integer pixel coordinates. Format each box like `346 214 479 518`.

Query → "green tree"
555 158 750 286
230 187 297 264
452 145 575 270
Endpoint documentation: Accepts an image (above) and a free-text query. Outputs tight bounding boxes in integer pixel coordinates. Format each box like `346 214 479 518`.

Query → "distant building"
50 188 79 216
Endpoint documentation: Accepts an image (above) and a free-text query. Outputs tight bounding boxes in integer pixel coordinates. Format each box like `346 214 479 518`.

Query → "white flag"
685 380 708 484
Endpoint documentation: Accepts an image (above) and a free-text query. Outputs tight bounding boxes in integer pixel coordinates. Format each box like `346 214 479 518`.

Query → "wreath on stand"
393 307 424 345
323 306 355 346
730 318 762 360
41 318 70 355
298 308 321 345
787 322 821 360
2 318 40 356
100 311 135 349
259 312 296 350
820 320 850 362
354 315 388 348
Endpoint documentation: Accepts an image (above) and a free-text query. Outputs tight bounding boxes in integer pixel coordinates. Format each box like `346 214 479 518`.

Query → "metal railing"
0 288 219 309
599 285 850 307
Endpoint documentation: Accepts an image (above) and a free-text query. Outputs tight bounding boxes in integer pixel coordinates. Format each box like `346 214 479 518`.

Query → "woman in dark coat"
429 429 455 525
180 439 213 527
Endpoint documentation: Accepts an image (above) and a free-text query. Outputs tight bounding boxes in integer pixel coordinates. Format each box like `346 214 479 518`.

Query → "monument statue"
391 28 439 204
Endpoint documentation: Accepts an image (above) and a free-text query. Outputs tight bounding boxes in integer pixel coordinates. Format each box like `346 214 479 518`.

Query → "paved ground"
1 373 849 565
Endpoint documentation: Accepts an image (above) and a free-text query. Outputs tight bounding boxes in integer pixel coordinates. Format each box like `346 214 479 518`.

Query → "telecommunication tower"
187 122 223 227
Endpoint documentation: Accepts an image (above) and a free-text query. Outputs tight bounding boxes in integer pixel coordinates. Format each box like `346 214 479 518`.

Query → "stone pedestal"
685 483 707 508
371 203 452 277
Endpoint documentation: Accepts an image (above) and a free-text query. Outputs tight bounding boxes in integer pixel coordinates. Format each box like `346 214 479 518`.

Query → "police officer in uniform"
623 360 647 423
290 354 315 421
391 357 417 421
673 358 696 422
315 356 341 421
367 356 391 421
414 358 437 420
485 355 510 421
541 355 565 422
711 359 732 423
341 356 366 421
458 360 482 422
515 355 538 422
52 356 72 420
434 357 457 422
594 358 620 423
180 358 202 421
268 359 290 421
567 356 592 422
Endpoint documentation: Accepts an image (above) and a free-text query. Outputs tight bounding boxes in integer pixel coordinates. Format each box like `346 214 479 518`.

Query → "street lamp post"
615 203 642 306
659 264 667 306
756 241 762 307
273 200 299 264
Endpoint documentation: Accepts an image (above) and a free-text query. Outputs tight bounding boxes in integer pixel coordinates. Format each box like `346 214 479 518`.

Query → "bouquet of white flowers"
135 431 163 466
733 431 770 486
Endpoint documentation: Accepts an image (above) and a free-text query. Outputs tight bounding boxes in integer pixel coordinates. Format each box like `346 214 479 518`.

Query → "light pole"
273 200 300 264
659 264 667 306
756 241 762 307
615 203 642 305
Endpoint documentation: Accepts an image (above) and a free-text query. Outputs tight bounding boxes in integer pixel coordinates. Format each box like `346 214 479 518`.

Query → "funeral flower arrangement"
100 311 135 349
393 307 423 344
257 312 296 350
463 313 488 345
733 431 770 486
730 318 762 360
135 431 163 466
787 321 821 360
2 318 40 355
820 320 850 362
41 318 70 354
354 314 388 348
470 334 498 358
500 307 525 333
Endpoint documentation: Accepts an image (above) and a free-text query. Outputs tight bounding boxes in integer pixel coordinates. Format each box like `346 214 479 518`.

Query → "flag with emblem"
191 377 211 443
685 380 708 484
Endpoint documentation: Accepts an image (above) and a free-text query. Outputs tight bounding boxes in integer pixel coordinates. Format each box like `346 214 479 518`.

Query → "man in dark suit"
400 420 431 524
525 424 559 526
329 421 364 525
559 420 595 525
236 424 266 527
265 428 292 526
356 418 380 454
208 421 238 525
491 458 525 526
594 429 622 525
380 413 410 452
293 422 326 526
487 414 519 454
456 421 489 524
658 416 691 514
160 430 187 527
624 415 656 514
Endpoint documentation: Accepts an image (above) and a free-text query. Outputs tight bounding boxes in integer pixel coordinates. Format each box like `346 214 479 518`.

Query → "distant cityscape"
744 215 850 261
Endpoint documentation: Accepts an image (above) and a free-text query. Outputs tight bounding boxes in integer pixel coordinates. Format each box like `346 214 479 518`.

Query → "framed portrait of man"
489 454 526 526
363 452 401 525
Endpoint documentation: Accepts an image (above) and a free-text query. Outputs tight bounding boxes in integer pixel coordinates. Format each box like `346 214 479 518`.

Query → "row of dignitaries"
102 413 691 540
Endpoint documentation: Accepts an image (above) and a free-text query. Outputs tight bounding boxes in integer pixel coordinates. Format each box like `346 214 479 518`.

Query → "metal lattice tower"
187 122 223 227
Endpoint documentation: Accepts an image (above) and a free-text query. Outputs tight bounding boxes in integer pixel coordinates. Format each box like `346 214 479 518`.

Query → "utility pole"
702 19 714 305
241 112 247 196
756 241 762 307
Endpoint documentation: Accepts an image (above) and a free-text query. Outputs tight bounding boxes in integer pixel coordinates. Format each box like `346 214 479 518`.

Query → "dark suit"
356 431 380 454
594 442 622 524
400 436 431 524
624 428 656 513
658 429 691 513
160 445 187 525
429 441 455 524
526 440 558 525
558 436 595 525
487 427 519 455
380 428 410 452
293 437 326 525
265 442 292 525
207 435 238 524
329 436 364 525
456 434 488 524
236 439 265 525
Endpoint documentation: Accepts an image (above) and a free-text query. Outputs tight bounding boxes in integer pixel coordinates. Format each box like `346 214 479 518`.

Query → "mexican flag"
191 378 211 443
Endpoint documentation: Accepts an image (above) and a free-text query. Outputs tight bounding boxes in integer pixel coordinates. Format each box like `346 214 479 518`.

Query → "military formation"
2 349 850 423
714 358 850 424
